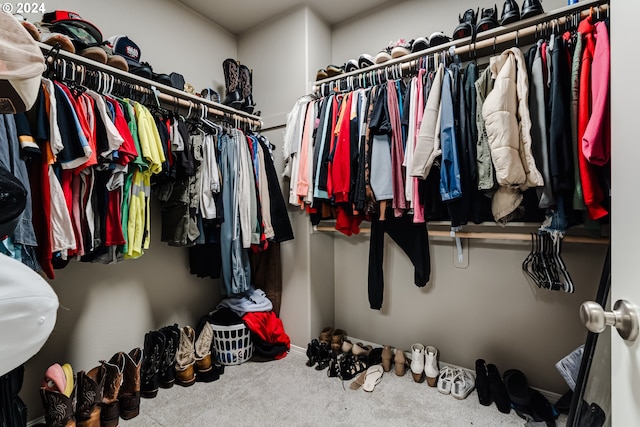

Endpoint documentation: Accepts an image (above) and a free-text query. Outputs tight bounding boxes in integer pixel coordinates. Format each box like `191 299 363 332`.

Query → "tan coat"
482 48 544 221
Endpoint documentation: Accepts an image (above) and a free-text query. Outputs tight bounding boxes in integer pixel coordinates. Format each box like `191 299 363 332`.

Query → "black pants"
368 214 431 310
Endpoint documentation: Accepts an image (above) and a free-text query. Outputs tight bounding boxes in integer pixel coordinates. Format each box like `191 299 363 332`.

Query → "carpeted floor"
121 348 567 427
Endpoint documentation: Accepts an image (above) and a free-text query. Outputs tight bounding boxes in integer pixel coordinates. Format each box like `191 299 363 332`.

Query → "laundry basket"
211 323 253 365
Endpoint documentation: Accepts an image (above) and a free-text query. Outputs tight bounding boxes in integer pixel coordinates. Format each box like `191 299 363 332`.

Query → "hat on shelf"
41 10 103 45
106 35 142 68
0 11 46 114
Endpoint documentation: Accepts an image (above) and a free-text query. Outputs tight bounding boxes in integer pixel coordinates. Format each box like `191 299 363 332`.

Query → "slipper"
529 388 558 424
503 369 532 407
350 370 367 390
362 365 384 392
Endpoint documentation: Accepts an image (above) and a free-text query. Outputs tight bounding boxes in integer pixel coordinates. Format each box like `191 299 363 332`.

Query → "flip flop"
362 365 384 392
350 370 367 390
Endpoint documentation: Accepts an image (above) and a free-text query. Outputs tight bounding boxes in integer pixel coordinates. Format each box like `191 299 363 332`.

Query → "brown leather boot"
76 365 105 427
175 326 196 387
40 387 76 427
100 353 124 427
118 348 142 420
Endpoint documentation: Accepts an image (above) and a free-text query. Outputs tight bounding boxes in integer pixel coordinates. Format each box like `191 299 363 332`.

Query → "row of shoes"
315 0 545 82
38 322 224 427
38 350 142 427
453 0 545 41
475 359 558 424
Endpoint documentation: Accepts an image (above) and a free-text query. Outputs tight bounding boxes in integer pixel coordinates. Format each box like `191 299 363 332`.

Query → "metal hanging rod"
39 42 263 129
312 0 609 93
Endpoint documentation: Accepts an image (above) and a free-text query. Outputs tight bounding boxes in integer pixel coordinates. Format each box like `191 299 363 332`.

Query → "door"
610 0 640 425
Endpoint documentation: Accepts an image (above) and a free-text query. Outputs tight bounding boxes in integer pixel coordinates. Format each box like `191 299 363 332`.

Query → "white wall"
22 0 235 419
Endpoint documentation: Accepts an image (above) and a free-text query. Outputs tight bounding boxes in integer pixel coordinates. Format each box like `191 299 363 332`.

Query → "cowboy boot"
118 348 142 420
194 322 217 382
239 64 256 114
140 330 165 399
222 58 243 109
76 365 105 427
40 387 76 427
158 325 179 389
100 353 124 427
175 326 196 387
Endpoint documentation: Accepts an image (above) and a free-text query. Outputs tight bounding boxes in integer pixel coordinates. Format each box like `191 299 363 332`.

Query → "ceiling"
176 0 396 35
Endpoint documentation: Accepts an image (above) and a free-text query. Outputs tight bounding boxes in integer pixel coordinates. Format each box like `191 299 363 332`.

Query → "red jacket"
331 93 353 203
577 17 608 220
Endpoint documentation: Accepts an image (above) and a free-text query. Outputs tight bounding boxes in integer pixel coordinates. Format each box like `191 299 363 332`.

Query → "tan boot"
194 322 217 382
175 326 196 387
76 365 105 427
100 353 124 427
118 348 142 420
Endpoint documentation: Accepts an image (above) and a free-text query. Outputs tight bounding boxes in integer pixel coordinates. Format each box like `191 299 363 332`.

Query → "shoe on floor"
451 368 475 400
424 345 439 387
437 366 455 394
394 349 406 376
487 364 511 414
362 365 384 392
410 343 425 383
381 346 393 372
475 359 491 406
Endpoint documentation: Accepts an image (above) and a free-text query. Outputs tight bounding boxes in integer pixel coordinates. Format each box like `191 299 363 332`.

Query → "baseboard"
289 344 306 358
27 416 44 426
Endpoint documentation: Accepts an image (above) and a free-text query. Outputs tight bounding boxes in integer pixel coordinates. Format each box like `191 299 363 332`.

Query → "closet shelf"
314 226 609 245
312 0 609 93
38 42 263 129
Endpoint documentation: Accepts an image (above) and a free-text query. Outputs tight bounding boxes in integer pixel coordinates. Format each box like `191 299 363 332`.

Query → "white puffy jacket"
482 48 544 222
482 48 543 190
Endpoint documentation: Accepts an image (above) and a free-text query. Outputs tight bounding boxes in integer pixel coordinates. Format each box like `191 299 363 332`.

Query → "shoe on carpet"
381 345 393 372
437 366 455 395
451 368 475 400
475 359 491 406
410 343 424 383
424 345 439 387
394 349 406 376
362 365 384 392
487 363 511 414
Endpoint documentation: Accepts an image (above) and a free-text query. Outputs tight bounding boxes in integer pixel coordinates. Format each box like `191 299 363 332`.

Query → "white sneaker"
451 368 476 400
410 343 425 383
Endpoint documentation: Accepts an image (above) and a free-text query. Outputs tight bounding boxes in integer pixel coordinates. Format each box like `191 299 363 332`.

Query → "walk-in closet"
0 0 636 426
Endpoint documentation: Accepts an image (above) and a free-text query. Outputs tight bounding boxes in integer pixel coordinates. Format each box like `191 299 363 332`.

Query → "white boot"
424 345 439 387
410 343 425 383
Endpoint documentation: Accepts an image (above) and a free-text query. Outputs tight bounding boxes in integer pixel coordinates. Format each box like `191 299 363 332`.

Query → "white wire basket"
211 323 253 365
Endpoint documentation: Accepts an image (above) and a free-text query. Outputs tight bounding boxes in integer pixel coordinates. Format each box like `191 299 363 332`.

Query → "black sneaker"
452 8 478 40
476 5 499 34
411 37 430 53
521 0 544 20
500 0 521 25
358 53 375 69
429 31 451 47
344 59 359 73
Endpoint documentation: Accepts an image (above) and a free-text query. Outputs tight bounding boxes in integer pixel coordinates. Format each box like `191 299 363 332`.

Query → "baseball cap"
0 12 46 114
41 10 103 43
106 35 142 68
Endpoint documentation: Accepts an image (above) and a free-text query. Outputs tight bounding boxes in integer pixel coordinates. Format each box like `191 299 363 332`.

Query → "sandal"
352 342 372 357
339 354 367 381
437 366 455 395
451 369 476 400
362 365 384 392
350 370 367 390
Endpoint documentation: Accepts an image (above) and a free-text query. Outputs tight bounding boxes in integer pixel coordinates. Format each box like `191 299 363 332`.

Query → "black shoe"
521 0 544 20
140 330 165 398
475 359 491 406
239 64 256 114
129 61 153 80
453 8 478 40
158 325 179 388
358 54 375 69
477 5 499 35
487 364 511 414
411 37 430 53
344 59 359 73
500 0 521 25
429 31 451 47
222 58 243 109
305 339 320 367
314 342 331 370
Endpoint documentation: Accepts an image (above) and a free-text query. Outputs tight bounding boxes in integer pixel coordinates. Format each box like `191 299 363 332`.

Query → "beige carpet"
120 348 567 426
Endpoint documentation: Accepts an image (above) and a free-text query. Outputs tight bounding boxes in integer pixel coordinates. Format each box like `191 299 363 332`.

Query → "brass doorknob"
580 299 639 342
